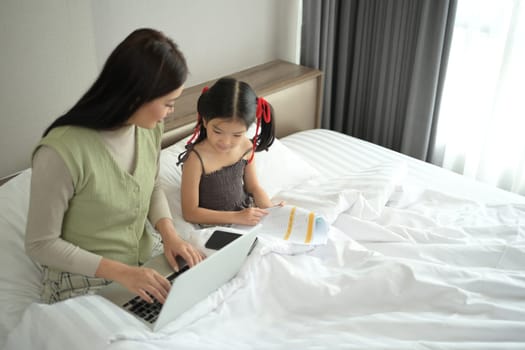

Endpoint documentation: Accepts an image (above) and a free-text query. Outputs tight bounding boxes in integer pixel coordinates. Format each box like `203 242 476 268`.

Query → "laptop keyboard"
122 265 189 323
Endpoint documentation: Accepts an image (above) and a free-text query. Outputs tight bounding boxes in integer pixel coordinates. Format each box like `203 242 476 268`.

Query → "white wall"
0 0 301 178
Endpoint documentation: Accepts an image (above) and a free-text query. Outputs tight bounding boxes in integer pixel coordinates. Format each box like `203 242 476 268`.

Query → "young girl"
178 77 279 227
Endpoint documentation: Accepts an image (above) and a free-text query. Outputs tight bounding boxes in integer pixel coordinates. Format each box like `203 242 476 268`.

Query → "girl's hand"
116 265 171 304
163 234 205 272
236 207 268 226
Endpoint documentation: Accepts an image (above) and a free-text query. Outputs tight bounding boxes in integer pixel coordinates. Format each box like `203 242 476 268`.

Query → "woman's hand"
162 233 204 271
155 217 204 271
95 258 171 304
117 265 171 304
236 207 268 225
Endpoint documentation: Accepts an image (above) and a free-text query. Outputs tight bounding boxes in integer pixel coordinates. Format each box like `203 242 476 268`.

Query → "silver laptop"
97 228 258 331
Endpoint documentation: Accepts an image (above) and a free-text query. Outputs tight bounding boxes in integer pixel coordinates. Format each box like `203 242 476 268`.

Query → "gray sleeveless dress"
191 149 254 211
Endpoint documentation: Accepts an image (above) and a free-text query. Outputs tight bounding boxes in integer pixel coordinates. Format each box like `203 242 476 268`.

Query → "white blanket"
5 162 525 349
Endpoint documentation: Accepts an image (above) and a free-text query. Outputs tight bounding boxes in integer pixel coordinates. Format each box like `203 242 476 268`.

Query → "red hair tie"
186 86 209 145
248 97 271 163
256 97 271 123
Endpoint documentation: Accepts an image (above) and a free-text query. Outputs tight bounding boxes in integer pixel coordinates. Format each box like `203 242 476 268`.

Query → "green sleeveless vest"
36 123 163 267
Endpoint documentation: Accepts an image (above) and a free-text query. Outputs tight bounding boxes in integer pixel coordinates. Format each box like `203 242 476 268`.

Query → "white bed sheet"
280 129 525 205
2 129 525 349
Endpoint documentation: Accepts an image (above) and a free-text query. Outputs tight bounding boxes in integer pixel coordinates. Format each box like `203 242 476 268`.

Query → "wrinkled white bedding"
2 129 525 349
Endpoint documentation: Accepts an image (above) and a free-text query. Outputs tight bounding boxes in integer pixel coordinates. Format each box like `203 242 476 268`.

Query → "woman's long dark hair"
178 77 275 164
43 28 188 136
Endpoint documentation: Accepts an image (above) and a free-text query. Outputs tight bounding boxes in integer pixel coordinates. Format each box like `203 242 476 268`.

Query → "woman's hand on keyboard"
120 266 171 304
96 258 171 303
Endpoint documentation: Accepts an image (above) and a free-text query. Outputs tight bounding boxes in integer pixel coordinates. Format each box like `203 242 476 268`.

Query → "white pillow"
246 123 321 197
0 169 43 346
252 139 321 197
159 136 195 239
159 132 321 234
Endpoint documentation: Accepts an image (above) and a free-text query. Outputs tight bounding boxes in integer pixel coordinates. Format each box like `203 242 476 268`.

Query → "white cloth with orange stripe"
256 205 329 245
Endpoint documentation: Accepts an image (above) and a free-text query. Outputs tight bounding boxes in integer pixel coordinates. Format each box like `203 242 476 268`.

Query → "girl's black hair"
43 28 188 136
178 77 275 164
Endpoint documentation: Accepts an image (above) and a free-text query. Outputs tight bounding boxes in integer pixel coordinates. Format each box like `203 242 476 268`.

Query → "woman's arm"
25 146 102 276
180 151 267 226
26 147 171 303
148 149 204 270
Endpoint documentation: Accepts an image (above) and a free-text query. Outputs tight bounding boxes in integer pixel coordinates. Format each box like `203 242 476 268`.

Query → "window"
433 0 525 195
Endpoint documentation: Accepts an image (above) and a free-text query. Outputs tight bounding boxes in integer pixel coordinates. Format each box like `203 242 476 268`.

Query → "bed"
2 128 525 349
2 66 525 349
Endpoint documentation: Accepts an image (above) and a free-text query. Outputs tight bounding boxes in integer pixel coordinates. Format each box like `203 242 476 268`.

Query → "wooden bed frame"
0 60 322 186
161 60 323 147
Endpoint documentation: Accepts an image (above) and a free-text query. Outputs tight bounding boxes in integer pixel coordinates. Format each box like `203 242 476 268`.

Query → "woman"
25 28 203 304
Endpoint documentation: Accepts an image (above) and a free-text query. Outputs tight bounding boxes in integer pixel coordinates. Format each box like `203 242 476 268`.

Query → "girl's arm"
180 151 267 226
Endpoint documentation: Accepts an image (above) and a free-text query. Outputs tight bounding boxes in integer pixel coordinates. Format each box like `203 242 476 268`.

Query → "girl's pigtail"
186 86 209 145
248 97 275 163
177 86 209 165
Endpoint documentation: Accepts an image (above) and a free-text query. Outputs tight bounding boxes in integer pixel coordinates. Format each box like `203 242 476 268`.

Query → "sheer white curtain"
432 0 525 195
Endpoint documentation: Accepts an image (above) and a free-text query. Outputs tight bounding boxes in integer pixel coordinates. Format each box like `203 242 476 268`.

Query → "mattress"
1 128 524 350
281 129 525 204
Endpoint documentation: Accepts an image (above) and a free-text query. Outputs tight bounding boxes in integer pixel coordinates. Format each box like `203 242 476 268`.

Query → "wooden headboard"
0 60 322 186
161 60 323 148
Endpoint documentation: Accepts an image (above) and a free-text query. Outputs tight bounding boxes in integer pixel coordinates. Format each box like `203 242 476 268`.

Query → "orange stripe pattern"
283 207 296 240
305 212 315 243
